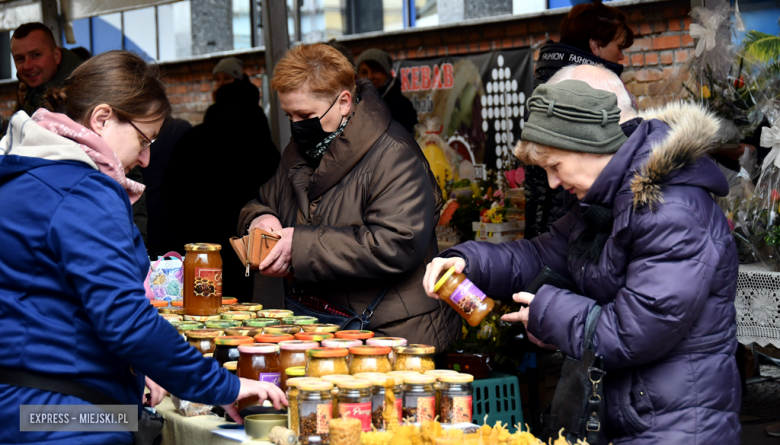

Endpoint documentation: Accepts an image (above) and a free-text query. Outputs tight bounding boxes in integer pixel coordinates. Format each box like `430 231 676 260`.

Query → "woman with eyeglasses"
0 50 285 444
237 43 460 350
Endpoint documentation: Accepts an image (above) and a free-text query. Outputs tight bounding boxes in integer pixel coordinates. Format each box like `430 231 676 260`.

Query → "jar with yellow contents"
393 345 436 372
349 345 392 374
305 347 350 378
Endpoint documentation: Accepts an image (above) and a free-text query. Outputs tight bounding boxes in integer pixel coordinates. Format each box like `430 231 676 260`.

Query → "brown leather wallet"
229 228 280 276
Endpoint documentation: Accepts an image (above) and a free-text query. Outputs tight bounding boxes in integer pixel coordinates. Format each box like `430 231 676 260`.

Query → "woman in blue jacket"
0 50 285 444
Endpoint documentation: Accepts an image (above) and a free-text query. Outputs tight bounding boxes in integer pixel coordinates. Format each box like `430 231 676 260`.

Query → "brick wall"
0 0 693 125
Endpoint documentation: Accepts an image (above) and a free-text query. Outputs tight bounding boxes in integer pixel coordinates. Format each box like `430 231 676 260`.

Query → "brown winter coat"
237 79 460 351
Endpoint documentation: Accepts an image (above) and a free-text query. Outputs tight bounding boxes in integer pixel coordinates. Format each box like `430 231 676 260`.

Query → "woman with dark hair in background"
525 0 635 240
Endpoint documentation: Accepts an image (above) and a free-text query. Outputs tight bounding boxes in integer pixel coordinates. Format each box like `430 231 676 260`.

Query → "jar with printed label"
183 243 223 316
237 343 281 411
287 377 323 435
336 379 373 432
298 381 334 445
433 266 495 327
438 374 474 424
402 374 437 422
357 374 403 431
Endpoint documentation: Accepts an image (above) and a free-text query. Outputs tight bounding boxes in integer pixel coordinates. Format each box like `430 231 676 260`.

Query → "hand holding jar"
220 378 288 424
422 257 466 298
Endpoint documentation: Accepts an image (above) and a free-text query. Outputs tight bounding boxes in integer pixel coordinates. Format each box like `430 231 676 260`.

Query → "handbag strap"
358 285 389 327
583 304 602 352
0 366 123 406
151 252 183 271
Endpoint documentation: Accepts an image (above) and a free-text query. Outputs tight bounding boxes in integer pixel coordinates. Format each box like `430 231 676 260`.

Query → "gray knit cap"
355 48 393 76
213 57 244 80
522 80 627 154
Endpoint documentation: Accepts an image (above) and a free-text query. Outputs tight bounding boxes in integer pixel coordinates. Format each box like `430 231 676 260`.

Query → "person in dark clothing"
525 0 634 239
163 79 279 299
356 48 418 135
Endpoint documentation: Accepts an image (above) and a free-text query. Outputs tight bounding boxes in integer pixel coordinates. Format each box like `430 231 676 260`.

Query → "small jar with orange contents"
183 243 223 316
305 348 350 378
349 346 392 374
433 266 495 327
279 340 319 391
334 330 374 343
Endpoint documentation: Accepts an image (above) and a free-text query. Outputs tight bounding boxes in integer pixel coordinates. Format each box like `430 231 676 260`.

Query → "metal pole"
261 0 291 153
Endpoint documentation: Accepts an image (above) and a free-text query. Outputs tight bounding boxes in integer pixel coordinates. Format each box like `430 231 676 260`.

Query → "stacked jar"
349 346 392 374
402 374 437 422
305 348 350 378
185 329 224 355
298 381 335 445
322 375 355 418
183 243 222 316
437 374 474 424
213 335 254 367
366 337 407 364
393 345 436 372
335 379 373 432
287 377 323 435
295 332 335 342
254 333 295 344
353 374 403 431
237 343 281 411
279 340 319 391
425 370 461 419
321 339 362 365
334 330 375 343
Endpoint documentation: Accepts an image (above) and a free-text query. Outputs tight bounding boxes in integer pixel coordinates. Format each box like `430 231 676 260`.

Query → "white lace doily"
736 263 780 348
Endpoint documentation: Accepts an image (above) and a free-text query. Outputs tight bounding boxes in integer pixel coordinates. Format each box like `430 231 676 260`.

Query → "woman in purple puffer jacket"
424 80 741 444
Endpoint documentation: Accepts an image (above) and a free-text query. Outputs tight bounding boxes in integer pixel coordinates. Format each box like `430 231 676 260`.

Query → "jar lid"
424 370 460 377
223 361 237 371
433 266 458 293
366 337 408 347
173 322 203 331
244 318 281 328
254 333 295 343
335 378 372 389
279 340 320 351
161 314 183 322
334 330 375 340
221 297 238 305
206 320 243 329
438 374 475 383
285 366 306 377
265 325 302 334
158 307 186 315
321 339 362 349
301 324 341 333
402 374 437 384
352 372 387 380
225 327 262 337
258 309 294 319
150 300 168 308
185 329 224 339
171 301 184 307
395 344 436 355
321 375 355 383
221 311 256 320
288 377 322 387
238 343 280 354
367 375 403 387
219 306 231 313
295 332 335 342
230 303 264 312
387 371 421 378
298 381 334 391
184 243 222 251
307 347 349 358
283 316 319 325
350 345 392 356
215 335 255 346
184 314 221 322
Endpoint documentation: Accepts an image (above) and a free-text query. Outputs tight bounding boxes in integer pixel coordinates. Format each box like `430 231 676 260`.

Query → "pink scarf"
32 109 145 204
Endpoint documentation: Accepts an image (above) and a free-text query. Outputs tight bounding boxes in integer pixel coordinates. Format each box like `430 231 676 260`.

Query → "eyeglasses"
128 120 156 149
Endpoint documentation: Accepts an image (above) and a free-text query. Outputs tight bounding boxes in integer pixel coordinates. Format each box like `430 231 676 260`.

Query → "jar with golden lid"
393 345 436 372
185 329 224 355
223 361 237 375
401 374 437 422
213 335 254 367
336 379 373 432
158 306 186 315
305 348 350 378
349 346 392 374
288 377 324 435
279 340 319 392
438 374 474 424
298 381 335 445
183 243 222 316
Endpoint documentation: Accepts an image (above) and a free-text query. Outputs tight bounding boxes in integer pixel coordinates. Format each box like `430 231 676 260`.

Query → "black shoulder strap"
359 285 389 328
584 304 602 352
0 366 123 406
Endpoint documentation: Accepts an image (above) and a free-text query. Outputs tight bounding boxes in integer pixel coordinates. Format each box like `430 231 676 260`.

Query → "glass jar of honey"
306 348 350 378
433 267 495 327
279 341 319 392
183 243 223 316
237 343 282 411
393 345 436 373
349 346 392 374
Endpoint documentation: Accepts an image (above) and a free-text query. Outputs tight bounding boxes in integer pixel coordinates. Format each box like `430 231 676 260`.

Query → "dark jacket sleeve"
49 175 240 405
527 204 719 371
290 143 434 281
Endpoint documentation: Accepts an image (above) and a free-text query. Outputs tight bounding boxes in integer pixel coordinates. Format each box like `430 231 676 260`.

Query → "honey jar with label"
183 243 223 316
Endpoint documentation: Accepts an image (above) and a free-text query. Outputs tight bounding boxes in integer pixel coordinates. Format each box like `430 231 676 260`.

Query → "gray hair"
547 64 636 123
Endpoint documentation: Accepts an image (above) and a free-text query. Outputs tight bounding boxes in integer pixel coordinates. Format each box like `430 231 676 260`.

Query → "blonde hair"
270 43 356 101
513 140 554 165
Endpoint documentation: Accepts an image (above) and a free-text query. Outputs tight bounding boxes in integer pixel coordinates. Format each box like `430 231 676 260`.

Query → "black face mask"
290 95 340 148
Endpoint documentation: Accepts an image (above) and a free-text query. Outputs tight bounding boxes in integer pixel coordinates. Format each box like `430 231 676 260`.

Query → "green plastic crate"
472 371 524 433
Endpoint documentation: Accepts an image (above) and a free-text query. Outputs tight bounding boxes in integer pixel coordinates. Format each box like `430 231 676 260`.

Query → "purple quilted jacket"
442 103 741 444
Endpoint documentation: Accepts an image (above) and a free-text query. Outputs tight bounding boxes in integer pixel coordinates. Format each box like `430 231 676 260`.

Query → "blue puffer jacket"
0 112 239 444
442 103 741 444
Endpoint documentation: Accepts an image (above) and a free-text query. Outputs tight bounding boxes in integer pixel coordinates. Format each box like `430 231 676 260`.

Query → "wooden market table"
736 263 780 349
156 396 272 445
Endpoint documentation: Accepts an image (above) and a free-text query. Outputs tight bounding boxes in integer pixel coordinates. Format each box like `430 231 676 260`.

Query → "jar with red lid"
183 243 222 316
254 333 295 344
213 336 254 367
334 330 374 342
295 332 335 342
237 343 281 410
349 346 392 374
305 348 350 378
279 340 319 392
336 379 373 432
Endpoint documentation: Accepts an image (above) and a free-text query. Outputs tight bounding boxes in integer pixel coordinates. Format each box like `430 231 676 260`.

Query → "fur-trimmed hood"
630 102 725 208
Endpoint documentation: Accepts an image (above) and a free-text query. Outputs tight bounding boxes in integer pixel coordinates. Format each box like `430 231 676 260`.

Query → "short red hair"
270 43 356 100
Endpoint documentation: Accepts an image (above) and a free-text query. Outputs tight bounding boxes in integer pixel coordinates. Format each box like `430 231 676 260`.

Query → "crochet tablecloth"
736 263 780 348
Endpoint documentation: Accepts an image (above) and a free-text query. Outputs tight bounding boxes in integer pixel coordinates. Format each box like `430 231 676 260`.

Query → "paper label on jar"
317 403 332 434
448 396 473 423
448 278 486 315
416 396 436 422
339 402 372 431
193 268 222 298
258 372 281 386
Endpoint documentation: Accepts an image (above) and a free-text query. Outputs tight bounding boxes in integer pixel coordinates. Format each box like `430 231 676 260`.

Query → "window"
158 1 193 60
124 7 157 61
